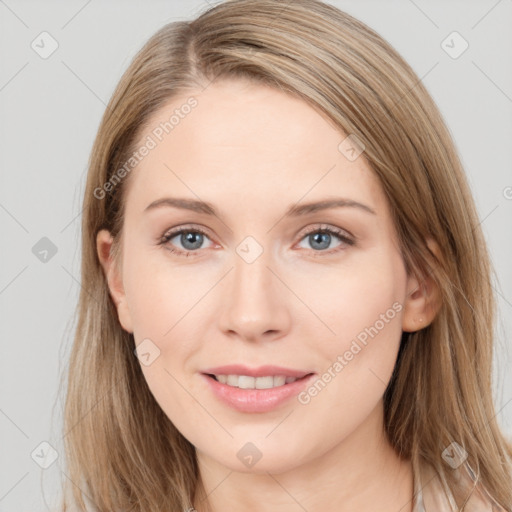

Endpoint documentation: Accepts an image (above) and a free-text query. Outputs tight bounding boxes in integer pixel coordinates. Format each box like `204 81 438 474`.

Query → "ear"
402 239 442 333
96 229 134 333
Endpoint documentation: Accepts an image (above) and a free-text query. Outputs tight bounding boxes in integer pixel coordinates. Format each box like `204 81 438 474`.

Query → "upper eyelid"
297 223 354 239
162 224 211 238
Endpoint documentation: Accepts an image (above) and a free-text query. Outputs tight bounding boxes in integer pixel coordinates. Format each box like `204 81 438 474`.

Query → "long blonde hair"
60 0 512 510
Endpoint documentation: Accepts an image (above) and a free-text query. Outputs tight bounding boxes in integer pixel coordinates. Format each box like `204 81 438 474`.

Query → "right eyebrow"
144 197 216 215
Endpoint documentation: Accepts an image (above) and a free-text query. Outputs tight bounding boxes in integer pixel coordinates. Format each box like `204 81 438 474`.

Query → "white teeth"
213 374 298 389
255 376 274 389
273 375 286 387
227 375 239 386
238 376 255 389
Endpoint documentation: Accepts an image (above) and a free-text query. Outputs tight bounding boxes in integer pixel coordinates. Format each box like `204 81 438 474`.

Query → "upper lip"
202 365 313 379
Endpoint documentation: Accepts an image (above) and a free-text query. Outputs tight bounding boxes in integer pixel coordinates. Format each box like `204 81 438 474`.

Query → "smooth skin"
97 78 440 512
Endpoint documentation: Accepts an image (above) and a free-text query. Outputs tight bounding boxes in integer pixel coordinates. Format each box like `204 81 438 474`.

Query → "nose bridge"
217 237 290 341
233 243 273 299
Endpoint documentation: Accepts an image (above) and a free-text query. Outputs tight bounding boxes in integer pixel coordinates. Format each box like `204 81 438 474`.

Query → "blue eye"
159 224 354 257
297 226 354 254
159 227 213 256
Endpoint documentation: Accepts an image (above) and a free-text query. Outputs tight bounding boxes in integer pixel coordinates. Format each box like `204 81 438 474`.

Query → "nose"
217 246 292 344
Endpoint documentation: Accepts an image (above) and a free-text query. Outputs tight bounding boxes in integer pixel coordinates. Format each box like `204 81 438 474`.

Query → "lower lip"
201 373 316 413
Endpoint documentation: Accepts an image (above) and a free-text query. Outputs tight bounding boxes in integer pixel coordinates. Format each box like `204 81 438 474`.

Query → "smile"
209 374 299 389
201 366 316 413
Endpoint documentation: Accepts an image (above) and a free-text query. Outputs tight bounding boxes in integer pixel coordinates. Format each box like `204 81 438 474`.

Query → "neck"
193 401 414 512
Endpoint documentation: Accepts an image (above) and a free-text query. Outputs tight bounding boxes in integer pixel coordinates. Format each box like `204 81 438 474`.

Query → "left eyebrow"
143 197 376 217
286 198 376 216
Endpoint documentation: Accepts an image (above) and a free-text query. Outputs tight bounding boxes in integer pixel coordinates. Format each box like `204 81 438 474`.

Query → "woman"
61 0 512 510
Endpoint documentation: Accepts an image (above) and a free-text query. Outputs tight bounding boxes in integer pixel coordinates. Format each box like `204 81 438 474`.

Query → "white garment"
413 458 509 511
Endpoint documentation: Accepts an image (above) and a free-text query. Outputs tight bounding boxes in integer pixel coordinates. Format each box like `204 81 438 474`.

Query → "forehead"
124 79 383 215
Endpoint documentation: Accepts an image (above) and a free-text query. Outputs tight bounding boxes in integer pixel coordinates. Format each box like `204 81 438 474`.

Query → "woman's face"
98 78 422 474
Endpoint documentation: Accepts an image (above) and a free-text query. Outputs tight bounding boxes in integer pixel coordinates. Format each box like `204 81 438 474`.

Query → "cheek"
123 247 201 341
299 246 406 355
122 254 210 440
334 261 404 352
298 248 406 406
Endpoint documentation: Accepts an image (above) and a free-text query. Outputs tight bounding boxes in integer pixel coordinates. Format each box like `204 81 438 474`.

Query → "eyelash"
158 224 355 258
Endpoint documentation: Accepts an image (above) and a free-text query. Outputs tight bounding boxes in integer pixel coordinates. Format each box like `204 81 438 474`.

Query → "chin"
199 438 312 475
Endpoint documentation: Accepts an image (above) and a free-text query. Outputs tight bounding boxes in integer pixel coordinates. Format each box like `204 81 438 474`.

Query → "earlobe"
96 229 134 333
401 239 443 333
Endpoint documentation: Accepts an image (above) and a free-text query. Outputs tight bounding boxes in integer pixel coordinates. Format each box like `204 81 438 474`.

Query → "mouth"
204 373 312 389
200 365 316 413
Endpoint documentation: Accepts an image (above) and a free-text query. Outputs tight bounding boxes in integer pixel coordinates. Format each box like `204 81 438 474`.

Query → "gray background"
1 0 511 510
